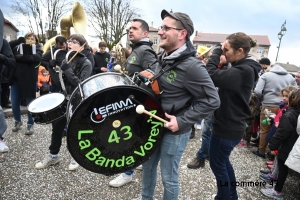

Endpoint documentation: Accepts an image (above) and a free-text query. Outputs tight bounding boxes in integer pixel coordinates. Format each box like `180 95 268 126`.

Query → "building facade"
3 18 19 41
193 32 271 60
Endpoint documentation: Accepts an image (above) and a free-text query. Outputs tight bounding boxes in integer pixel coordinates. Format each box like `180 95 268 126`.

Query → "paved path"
0 115 300 200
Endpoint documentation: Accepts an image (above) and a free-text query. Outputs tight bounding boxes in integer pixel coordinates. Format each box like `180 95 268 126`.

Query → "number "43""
108 126 132 143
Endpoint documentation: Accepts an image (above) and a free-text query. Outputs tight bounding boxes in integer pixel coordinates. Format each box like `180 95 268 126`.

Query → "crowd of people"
0 8 300 200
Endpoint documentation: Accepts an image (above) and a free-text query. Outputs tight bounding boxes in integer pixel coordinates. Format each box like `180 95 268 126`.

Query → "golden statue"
42 2 87 53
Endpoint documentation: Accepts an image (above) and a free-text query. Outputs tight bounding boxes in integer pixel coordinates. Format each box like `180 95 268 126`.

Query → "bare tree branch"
10 0 72 44
83 0 140 50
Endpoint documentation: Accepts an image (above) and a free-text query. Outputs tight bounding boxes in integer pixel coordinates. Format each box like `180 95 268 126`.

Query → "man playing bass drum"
108 19 159 187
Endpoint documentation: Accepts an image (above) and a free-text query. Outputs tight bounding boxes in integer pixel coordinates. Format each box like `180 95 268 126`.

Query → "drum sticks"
136 105 168 124
67 42 87 64
50 44 54 59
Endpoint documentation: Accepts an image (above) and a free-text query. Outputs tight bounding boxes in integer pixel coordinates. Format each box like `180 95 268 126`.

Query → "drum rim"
66 73 132 120
28 93 66 113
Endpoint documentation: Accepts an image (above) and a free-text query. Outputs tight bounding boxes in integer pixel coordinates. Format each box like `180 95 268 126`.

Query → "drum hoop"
53 49 62 60
28 93 65 113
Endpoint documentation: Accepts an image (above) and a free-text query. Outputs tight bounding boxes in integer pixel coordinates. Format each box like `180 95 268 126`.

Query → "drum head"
28 93 65 113
67 85 164 175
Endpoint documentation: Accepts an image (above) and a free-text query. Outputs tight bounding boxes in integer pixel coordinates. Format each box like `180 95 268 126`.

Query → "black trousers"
1 82 10 106
275 158 289 192
49 117 66 155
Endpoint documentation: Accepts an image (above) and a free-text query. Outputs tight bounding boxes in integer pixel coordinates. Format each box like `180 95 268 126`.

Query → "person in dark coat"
10 32 43 135
261 89 300 199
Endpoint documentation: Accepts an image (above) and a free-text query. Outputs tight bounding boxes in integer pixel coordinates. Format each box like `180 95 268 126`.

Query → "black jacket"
206 45 261 140
269 107 300 161
93 51 110 74
59 52 92 95
126 39 158 77
0 39 16 83
11 41 43 98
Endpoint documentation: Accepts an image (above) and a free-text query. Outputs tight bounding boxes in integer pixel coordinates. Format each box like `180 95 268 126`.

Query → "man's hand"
164 113 179 132
101 67 108 72
139 70 154 80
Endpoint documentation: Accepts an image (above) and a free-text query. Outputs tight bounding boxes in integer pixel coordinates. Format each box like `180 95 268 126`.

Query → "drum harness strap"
145 59 185 95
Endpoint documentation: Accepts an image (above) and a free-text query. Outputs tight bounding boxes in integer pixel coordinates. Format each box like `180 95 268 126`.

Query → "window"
256 48 263 54
153 37 158 45
6 35 11 41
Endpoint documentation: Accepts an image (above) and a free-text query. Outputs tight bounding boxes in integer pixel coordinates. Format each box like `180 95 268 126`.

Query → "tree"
11 0 72 44
83 0 140 50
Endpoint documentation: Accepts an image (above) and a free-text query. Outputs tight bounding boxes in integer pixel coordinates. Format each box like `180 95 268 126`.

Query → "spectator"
253 63 297 158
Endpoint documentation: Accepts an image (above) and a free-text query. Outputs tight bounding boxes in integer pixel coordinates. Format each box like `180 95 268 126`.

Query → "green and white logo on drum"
129 56 136 64
90 98 136 123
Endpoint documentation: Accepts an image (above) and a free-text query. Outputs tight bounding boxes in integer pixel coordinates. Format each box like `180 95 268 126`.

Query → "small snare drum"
28 93 67 124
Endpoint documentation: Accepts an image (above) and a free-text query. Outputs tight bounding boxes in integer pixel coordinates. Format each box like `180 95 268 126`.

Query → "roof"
193 32 271 46
149 26 158 32
277 62 300 73
4 18 19 32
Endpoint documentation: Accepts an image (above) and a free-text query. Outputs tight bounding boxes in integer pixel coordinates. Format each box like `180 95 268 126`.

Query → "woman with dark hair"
206 32 261 200
10 32 43 135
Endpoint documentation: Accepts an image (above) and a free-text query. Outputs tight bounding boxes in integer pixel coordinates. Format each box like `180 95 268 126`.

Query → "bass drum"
66 72 164 175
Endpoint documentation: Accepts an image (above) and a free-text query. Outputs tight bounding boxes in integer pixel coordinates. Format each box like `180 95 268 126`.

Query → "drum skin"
67 74 164 175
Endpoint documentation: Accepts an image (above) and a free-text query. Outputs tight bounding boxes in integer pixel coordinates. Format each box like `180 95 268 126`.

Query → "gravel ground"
1 116 300 200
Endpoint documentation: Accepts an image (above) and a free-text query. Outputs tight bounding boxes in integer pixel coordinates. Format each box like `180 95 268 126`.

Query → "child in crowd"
261 88 300 199
259 86 297 182
38 69 51 96
238 92 260 147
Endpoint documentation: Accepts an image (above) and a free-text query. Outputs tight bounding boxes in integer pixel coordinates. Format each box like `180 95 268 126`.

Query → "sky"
2 0 300 66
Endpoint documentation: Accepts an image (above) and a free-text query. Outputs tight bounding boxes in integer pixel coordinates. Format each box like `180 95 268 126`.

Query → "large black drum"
67 72 164 175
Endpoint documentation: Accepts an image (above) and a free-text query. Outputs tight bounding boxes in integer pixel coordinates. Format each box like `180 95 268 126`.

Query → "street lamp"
275 20 287 61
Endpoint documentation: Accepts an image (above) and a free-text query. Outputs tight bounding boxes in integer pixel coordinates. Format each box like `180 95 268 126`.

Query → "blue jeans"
11 81 34 125
197 114 212 160
141 130 191 200
0 85 7 139
209 134 240 200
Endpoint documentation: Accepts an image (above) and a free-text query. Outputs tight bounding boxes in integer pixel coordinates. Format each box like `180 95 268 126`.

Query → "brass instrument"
42 2 87 54
114 43 128 73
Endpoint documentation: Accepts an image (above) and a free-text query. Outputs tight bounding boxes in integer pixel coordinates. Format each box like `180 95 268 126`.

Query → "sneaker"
267 164 274 169
261 188 284 200
265 183 274 189
187 157 205 169
0 140 9 152
260 169 271 174
260 174 277 181
132 195 157 200
68 158 79 171
196 124 202 130
12 121 23 132
109 173 132 187
25 124 34 135
136 165 143 170
237 140 248 147
252 150 266 159
266 161 274 165
35 154 61 169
